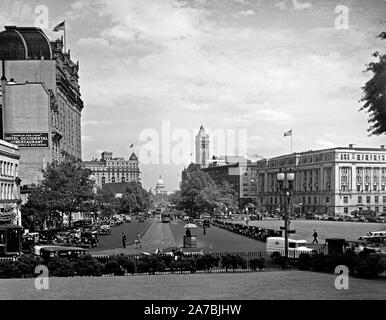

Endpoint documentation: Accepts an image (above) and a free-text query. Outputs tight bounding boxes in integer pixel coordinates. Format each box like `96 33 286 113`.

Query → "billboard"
4 132 49 147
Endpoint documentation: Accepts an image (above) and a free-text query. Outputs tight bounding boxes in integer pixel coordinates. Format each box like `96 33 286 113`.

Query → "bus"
0 224 22 257
161 212 171 223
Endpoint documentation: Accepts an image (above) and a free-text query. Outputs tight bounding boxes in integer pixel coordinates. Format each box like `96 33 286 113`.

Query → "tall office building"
195 125 209 166
0 26 83 188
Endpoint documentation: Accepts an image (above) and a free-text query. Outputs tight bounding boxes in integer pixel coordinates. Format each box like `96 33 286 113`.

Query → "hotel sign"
4 132 49 147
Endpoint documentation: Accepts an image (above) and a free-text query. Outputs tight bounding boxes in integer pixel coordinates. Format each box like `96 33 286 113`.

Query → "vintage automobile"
34 245 87 262
99 224 111 235
79 231 98 248
359 231 386 244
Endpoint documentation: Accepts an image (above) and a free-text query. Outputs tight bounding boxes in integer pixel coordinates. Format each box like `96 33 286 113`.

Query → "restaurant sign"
4 132 49 147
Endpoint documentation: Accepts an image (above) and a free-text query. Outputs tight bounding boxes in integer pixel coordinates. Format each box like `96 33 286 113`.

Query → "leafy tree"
94 187 120 218
21 152 95 228
119 181 151 214
360 32 386 135
178 164 238 217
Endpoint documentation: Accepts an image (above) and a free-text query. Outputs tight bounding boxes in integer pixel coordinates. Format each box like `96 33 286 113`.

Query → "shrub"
311 253 326 272
116 254 136 274
137 256 166 274
14 255 45 278
104 257 123 276
325 253 346 273
0 260 14 278
270 252 286 268
249 258 265 271
73 255 103 276
297 253 312 271
355 254 385 279
47 257 74 277
195 254 219 272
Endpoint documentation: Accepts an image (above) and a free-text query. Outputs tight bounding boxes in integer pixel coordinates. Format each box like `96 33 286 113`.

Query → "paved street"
1 271 384 300
91 220 266 255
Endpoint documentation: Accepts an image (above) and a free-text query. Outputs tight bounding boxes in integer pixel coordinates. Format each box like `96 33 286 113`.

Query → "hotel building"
0 26 83 188
83 151 140 189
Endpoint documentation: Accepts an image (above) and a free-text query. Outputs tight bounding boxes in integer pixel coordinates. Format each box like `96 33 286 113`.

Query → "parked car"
79 231 98 248
99 224 111 235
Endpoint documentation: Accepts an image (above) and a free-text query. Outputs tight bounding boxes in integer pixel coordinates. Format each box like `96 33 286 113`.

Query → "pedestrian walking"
312 229 318 244
122 232 127 248
203 226 206 235
135 232 142 249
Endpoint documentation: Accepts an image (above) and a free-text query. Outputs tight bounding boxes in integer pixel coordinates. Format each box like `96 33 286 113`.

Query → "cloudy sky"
1 0 385 192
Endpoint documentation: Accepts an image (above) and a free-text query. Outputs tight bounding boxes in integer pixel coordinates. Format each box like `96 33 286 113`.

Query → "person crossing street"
312 229 318 244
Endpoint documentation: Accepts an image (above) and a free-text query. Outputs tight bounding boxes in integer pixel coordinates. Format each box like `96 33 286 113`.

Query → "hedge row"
296 249 386 279
0 253 266 278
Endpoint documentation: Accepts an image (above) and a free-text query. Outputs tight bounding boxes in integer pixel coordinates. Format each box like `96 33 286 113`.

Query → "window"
365 185 369 191
344 207 348 214
375 196 378 204
375 207 379 212
383 196 386 204
358 196 362 204
325 197 330 204
356 185 361 192
366 196 371 204
314 197 317 204
343 196 348 204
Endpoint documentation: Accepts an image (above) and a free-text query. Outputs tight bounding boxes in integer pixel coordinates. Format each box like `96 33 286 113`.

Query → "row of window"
341 184 386 192
0 161 18 178
101 176 139 184
0 182 16 200
354 195 386 204
341 153 386 161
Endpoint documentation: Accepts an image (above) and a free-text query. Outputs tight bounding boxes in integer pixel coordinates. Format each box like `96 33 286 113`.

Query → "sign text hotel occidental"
4 132 49 147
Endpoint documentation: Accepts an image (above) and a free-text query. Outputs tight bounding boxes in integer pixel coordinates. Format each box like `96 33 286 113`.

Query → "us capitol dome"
155 176 167 195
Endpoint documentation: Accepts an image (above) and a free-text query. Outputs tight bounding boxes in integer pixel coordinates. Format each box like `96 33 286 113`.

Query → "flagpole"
291 129 293 154
64 20 66 53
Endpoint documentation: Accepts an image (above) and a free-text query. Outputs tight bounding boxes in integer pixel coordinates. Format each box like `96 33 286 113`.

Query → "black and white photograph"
0 0 385 311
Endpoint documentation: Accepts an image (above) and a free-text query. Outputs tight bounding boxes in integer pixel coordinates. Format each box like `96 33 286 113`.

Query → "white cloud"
291 0 313 10
55 0 385 190
234 9 255 17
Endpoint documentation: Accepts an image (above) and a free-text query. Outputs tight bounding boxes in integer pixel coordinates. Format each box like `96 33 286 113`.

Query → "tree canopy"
118 181 151 214
177 164 238 217
360 32 386 135
21 153 96 229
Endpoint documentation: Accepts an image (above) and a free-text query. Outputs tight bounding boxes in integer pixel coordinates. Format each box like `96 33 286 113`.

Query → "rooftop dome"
156 177 165 187
0 26 53 60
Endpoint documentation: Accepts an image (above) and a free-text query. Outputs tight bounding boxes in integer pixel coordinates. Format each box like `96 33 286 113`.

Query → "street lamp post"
276 169 295 262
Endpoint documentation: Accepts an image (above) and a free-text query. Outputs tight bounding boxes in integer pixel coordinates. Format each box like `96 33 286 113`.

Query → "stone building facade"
254 145 386 216
0 26 83 188
0 139 21 225
83 151 140 189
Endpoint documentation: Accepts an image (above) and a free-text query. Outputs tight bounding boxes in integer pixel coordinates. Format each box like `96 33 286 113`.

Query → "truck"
266 237 316 259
